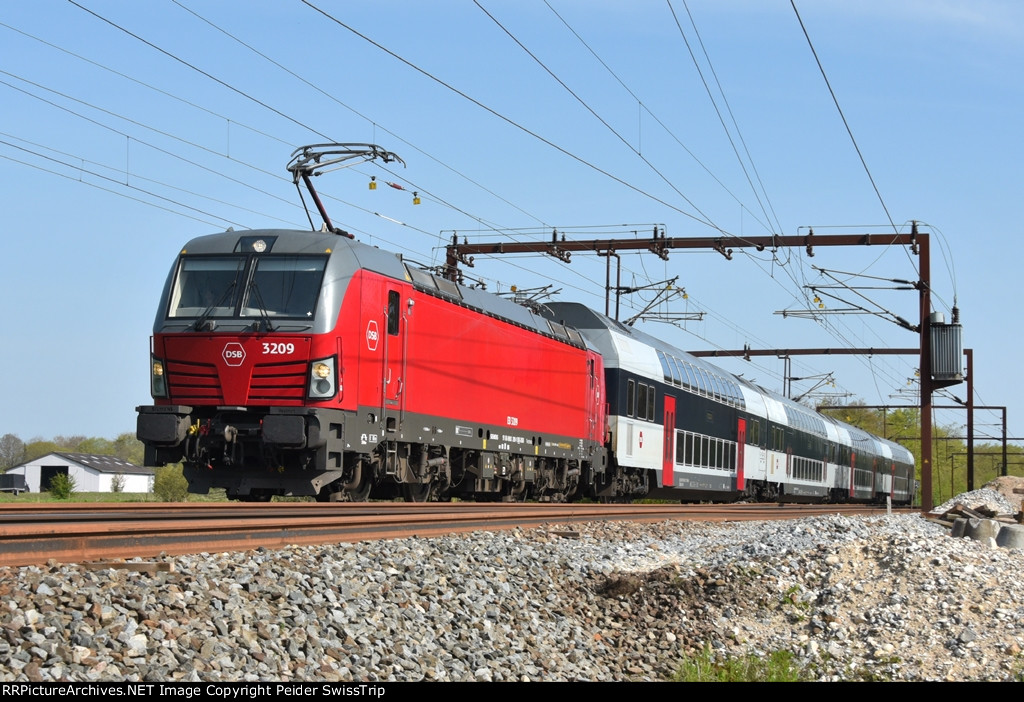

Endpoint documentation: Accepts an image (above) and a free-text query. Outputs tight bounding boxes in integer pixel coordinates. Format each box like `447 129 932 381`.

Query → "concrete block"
996 524 1024 550
963 517 1001 543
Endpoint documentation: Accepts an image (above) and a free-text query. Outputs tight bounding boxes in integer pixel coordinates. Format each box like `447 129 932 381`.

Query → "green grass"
671 646 810 682
0 489 230 504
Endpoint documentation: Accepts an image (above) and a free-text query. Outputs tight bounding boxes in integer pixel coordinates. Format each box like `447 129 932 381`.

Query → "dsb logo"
222 342 246 366
366 320 379 352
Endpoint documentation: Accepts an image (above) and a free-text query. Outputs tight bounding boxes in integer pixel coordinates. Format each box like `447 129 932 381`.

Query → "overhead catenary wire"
541 0 771 236
669 0 784 238
170 0 553 236
0 138 244 229
475 0 725 235
299 0 730 233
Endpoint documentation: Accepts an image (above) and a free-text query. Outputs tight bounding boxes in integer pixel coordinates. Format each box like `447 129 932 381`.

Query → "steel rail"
0 502 914 567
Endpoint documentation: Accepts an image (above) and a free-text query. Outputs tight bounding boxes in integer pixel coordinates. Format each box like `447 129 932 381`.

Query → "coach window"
670 356 685 387
647 385 656 420
657 350 672 384
771 426 785 451
691 367 703 394
748 419 760 446
387 291 400 335
626 380 636 418
637 383 648 421
671 356 684 386
683 363 696 390
697 368 711 396
710 374 724 402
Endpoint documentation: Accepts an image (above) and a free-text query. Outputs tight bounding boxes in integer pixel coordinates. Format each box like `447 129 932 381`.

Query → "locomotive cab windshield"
167 252 328 323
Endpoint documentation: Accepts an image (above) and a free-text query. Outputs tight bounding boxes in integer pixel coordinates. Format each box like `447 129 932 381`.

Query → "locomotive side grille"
166 360 224 403
249 360 308 402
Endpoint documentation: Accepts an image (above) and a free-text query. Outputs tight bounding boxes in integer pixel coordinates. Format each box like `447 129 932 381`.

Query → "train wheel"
317 475 373 502
346 482 372 501
345 474 373 501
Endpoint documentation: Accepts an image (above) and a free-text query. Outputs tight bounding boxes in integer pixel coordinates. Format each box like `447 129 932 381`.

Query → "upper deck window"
657 350 672 383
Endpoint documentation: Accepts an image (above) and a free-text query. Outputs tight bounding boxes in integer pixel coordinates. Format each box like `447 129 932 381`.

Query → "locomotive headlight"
308 356 338 400
151 356 168 399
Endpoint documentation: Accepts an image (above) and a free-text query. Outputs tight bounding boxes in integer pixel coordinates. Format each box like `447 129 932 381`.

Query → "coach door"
662 395 676 487
736 418 746 491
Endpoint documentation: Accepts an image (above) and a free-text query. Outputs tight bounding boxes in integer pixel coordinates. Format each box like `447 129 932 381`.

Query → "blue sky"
1 1 1021 453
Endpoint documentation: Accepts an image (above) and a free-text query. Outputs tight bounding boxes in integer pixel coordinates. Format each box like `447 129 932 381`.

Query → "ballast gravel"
3 502 1024 682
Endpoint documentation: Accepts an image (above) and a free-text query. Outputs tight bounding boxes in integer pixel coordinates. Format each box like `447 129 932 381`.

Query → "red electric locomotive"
136 225 607 501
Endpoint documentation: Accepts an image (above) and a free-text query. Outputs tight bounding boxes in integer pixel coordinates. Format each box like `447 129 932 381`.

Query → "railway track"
0 501 916 567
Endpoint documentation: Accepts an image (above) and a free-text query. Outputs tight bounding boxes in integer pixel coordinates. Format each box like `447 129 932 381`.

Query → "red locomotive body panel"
341 270 601 447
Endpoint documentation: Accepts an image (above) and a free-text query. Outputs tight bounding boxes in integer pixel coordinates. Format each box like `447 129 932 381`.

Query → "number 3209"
262 342 295 355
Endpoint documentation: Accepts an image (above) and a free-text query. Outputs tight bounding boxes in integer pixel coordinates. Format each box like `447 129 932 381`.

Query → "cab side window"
387 291 400 335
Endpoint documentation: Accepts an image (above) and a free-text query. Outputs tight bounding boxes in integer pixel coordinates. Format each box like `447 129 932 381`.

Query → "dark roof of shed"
50 453 153 475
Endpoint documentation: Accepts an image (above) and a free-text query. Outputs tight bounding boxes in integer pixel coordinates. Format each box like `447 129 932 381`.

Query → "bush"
111 473 126 493
48 473 77 500
153 465 189 502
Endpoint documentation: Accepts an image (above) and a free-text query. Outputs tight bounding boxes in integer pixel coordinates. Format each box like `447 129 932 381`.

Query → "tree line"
0 432 145 472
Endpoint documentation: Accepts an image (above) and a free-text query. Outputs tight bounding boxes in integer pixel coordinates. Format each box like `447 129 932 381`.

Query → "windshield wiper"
247 281 275 332
193 260 245 331
192 282 235 331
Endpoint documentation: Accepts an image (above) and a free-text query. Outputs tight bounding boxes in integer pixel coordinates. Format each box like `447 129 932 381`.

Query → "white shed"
7 452 154 493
